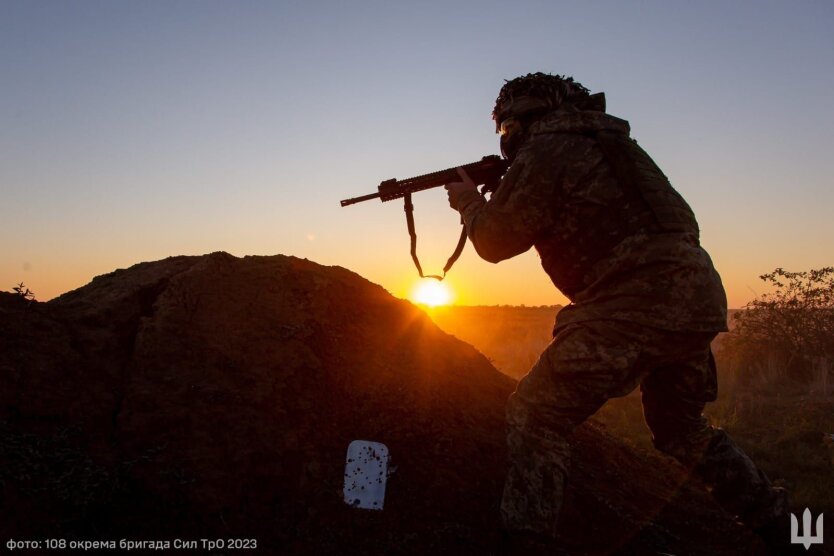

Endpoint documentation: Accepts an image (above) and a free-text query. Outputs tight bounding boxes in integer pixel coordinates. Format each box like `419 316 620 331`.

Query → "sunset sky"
2 2 832 308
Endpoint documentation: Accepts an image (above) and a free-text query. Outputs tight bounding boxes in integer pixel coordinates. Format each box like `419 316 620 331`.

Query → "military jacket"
456 109 728 333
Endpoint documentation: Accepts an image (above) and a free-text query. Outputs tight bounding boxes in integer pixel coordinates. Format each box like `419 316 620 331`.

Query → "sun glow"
411 280 453 307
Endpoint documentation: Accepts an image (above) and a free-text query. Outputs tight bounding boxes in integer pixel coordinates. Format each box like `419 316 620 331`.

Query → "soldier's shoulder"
521 128 594 163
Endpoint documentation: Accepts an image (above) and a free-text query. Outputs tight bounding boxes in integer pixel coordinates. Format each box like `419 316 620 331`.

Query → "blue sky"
1 1 832 305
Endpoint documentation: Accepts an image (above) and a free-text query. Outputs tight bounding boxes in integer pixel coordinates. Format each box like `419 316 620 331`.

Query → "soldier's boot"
668 428 822 554
686 429 787 526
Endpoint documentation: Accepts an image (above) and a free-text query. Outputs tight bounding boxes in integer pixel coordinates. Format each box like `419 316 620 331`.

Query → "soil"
0 252 768 554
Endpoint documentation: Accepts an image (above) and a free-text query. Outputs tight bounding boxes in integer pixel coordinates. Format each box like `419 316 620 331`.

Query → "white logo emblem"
791 508 824 550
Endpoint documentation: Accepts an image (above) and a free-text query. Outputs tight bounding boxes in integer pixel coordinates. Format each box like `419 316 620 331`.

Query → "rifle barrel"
340 192 381 207
339 155 508 207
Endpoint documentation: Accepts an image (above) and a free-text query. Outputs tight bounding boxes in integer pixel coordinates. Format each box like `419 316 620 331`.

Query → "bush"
724 267 834 393
12 282 36 302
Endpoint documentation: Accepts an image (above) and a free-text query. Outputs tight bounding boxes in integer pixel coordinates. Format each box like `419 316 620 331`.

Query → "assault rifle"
340 155 510 280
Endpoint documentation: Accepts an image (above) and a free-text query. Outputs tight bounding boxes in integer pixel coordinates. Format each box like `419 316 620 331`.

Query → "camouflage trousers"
500 319 787 536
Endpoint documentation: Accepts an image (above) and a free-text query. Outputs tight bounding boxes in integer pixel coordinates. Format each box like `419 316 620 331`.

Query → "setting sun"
411 280 454 307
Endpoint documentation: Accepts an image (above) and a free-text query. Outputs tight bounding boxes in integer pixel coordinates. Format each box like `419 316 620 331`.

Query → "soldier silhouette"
446 73 797 555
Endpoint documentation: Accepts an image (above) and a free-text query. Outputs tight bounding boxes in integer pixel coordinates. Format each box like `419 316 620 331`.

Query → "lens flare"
411 280 453 307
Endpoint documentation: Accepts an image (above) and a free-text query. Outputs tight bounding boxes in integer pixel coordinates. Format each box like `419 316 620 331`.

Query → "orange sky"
2 3 832 309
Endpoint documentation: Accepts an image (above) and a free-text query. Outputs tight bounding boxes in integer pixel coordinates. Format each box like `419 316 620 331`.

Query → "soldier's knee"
652 425 717 464
506 392 594 440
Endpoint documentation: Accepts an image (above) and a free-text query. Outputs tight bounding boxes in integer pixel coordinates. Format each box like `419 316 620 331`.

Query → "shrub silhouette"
12 282 35 304
725 267 834 392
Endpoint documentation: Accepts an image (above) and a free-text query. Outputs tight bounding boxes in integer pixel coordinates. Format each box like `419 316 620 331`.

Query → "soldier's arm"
456 142 556 263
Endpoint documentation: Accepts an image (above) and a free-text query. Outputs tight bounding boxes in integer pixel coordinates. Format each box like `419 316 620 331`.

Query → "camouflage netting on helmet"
492 72 593 129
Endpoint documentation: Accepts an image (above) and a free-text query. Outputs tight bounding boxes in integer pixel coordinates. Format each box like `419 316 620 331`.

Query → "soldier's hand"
445 167 478 211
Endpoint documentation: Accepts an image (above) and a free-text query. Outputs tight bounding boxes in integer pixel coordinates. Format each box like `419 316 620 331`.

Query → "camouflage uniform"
454 108 787 536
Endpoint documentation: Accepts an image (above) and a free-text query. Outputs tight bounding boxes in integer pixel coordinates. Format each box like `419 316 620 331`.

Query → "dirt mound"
0 253 764 554
428 305 561 379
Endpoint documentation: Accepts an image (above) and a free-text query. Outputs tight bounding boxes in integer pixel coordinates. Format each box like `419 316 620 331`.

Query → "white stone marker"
343 440 389 510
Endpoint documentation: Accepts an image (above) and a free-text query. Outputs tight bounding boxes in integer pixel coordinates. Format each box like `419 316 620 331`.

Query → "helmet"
493 73 600 162
492 72 593 131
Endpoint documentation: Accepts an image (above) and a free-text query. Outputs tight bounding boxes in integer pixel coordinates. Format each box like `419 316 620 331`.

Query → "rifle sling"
404 192 467 281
